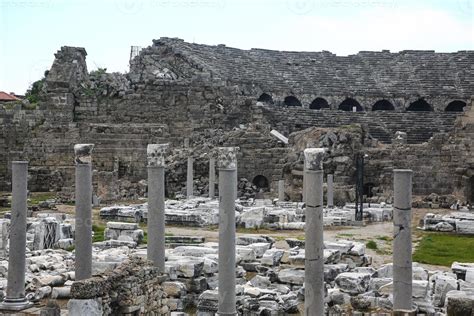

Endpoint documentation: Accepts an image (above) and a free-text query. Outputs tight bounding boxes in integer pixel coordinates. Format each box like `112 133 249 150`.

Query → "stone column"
217 147 238 316
74 144 94 281
0 161 33 311
304 148 325 315
209 157 216 199
278 180 285 201
147 144 168 272
327 174 334 208
393 169 414 312
187 156 194 198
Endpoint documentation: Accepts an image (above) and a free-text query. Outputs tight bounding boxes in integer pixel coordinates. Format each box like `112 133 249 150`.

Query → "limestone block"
277 268 305 285
163 281 187 298
67 298 103 316
261 248 285 266
335 272 371 295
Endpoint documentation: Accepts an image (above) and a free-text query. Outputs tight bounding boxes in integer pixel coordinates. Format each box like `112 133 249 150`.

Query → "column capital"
304 148 325 171
217 147 239 170
74 144 94 165
147 144 169 167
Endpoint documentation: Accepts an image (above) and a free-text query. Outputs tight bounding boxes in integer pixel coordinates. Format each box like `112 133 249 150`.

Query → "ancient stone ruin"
0 39 473 315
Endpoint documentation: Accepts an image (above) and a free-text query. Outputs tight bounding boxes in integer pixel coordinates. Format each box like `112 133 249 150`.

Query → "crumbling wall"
70 257 168 315
1 40 473 203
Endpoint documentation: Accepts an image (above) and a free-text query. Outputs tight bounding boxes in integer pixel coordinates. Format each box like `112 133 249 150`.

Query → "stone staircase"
262 107 462 144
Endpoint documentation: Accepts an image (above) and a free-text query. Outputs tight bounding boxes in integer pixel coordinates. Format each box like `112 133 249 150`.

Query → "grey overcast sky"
0 0 473 94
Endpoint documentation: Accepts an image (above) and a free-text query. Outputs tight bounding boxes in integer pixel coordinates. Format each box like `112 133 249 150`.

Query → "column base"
217 312 237 316
0 298 34 311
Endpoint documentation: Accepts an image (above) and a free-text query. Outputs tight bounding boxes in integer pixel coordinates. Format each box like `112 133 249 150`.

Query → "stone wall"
69 257 168 315
1 40 473 203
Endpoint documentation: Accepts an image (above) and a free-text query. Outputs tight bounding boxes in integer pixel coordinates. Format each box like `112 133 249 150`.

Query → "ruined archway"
257 93 274 105
445 100 466 112
339 98 363 112
407 99 433 112
309 97 329 110
252 175 269 191
372 100 394 111
284 96 302 107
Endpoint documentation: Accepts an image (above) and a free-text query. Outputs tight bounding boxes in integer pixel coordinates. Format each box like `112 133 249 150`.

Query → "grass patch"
376 235 392 241
413 232 474 267
366 240 378 250
92 224 106 242
28 192 56 205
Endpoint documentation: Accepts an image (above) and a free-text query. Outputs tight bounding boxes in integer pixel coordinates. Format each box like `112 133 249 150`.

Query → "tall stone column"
217 147 238 316
393 169 414 312
209 157 216 199
0 161 33 311
304 148 325 315
327 174 334 208
278 180 285 201
74 144 94 281
147 144 168 272
187 156 194 198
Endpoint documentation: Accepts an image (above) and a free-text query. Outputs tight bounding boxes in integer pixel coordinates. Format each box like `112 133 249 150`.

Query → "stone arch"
372 100 395 111
309 97 329 110
252 175 269 190
407 99 433 111
445 100 466 112
284 96 302 107
257 93 274 105
339 98 363 112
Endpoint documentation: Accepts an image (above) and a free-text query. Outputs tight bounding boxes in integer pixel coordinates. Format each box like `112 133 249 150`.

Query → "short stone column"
217 147 238 316
0 161 33 311
304 148 325 315
74 144 94 281
393 169 414 312
147 144 168 272
278 180 285 201
187 156 194 198
327 174 334 208
209 157 216 198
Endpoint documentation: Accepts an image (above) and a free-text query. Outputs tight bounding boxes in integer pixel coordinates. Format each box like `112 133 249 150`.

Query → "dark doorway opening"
363 183 375 198
252 175 269 190
309 97 329 110
339 98 363 112
445 100 466 112
284 96 302 107
372 100 395 111
407 99 433 111
257 93 274 105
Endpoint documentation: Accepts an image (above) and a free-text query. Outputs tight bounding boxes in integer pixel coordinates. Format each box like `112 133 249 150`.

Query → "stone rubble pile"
98 198 394 229
0 236 472 315
420 211 474 234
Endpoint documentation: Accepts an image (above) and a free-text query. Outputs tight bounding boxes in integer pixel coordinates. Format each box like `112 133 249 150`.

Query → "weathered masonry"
0 38 473 202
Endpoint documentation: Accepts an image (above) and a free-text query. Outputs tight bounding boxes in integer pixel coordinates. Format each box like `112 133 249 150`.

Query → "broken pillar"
278 180 285 201
0 161 33 311
393 169 414 312
147 143 168 272
74 144 94 281
304 148 325 315
209 157 216 199
217 147 238 316
187 156 194 198
327 174 334 208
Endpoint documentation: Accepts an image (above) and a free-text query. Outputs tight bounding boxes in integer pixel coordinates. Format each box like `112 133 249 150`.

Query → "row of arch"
257 93 468 112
